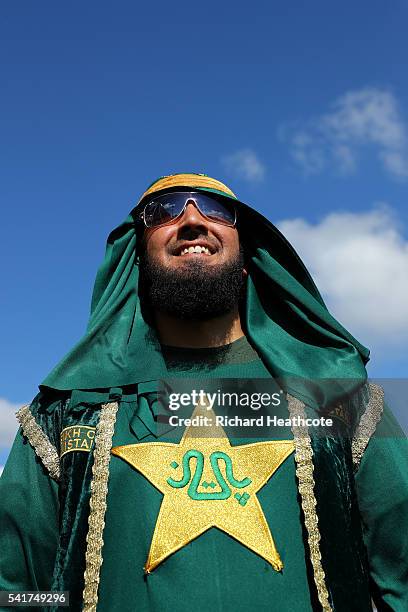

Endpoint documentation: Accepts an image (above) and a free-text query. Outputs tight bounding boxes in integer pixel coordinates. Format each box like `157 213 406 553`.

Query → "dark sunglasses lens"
198 194 236 225
143 196 185 227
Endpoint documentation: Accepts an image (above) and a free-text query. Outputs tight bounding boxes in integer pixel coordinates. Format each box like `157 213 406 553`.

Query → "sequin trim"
15 404 60 482
352 383 384 470
287 394 332 612
82 402 119 612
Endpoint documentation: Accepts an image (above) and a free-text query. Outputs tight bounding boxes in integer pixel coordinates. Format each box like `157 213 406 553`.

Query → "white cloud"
281 88 408 179
276 205 408 351
0 466 3 477
0 398 24 448
221 148 266 182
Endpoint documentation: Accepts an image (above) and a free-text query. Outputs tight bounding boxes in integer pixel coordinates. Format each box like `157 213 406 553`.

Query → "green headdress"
41 172 369 408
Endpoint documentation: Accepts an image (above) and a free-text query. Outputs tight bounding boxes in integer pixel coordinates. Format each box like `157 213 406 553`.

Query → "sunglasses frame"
138 191 237 229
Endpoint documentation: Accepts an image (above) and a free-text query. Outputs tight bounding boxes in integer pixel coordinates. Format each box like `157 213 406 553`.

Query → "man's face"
143 198 240 272
139 197 246 320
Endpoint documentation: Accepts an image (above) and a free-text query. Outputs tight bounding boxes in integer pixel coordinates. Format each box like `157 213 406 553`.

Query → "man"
0 173 407 611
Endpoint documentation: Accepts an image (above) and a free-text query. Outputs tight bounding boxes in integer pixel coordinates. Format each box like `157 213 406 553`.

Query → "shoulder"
15 391 70 482
351 383 406 471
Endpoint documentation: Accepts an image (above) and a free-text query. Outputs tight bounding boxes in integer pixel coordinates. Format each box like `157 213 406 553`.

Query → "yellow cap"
137 173 237 205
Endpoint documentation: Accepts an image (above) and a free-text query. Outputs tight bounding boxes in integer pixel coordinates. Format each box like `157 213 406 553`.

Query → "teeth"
179 246 212 255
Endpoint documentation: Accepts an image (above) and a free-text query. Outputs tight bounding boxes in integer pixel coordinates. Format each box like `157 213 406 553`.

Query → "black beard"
139 246 246 321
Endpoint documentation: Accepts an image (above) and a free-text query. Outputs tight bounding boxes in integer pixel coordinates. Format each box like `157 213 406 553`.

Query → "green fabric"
99 358 317 612
0 430 59 612
161 334 260 369
355 405 408 610
40 173 370 409
310 427 372 609
1 361 408 610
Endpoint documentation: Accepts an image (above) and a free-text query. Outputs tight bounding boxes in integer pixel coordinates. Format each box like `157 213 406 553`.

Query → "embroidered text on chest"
60 425 96 457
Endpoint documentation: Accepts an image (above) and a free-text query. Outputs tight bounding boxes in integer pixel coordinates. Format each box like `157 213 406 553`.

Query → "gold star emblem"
111 403 294 572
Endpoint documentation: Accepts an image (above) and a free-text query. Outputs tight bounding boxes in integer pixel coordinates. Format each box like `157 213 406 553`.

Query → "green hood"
40 173 370 408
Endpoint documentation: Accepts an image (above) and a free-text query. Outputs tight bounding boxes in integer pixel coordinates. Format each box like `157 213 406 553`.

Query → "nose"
178 200 208 227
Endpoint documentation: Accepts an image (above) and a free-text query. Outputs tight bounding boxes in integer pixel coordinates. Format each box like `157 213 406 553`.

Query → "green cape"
40 173 370 409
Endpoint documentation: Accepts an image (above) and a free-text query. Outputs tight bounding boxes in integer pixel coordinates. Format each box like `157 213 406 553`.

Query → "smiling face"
142 198 241 272
139 198 246 320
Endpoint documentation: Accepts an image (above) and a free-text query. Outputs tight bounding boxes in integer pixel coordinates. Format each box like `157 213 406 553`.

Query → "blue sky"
1 1 407 461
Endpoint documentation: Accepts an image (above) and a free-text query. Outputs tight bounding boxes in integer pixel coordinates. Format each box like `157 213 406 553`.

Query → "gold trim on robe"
16 404 60 482
82 401 119 612
352 383 384 470
287 394 332 612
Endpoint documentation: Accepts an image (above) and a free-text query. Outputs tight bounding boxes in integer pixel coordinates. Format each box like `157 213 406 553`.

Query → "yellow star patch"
111 402 294 572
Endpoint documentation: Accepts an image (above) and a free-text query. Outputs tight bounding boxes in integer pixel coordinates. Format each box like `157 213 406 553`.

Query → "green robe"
0 337 407 611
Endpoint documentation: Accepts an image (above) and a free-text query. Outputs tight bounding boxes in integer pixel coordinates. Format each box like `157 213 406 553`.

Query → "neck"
154 306 244 348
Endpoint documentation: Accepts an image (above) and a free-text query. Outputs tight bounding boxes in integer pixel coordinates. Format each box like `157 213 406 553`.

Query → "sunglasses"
138 191 237 228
